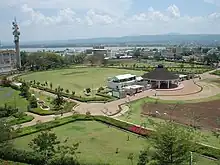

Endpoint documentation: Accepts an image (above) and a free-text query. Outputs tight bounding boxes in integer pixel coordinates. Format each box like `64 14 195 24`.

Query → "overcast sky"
1 0 220 42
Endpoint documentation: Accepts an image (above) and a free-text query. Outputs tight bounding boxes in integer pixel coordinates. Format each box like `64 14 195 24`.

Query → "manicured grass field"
20 68 144 96
119 97 220 148
0 87 28 112
14 121 148 165
13 121 217 165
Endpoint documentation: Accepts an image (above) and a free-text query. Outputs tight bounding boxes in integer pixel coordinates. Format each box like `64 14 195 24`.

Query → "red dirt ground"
142 101 220 130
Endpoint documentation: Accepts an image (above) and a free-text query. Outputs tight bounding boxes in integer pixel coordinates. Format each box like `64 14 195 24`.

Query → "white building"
107 74 137 90
0 50 17 74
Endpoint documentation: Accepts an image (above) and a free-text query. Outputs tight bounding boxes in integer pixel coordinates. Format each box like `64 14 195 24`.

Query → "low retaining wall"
156 80 203 97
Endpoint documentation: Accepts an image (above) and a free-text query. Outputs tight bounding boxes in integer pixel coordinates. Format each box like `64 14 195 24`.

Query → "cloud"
20 4 81 26
166 4 180 18
204 0 220 6
85 10 114 25
131 5 180 22
0 0 133 17
1 2 220 41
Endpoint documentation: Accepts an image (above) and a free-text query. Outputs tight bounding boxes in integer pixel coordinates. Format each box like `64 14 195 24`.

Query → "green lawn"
20 67 144 96
0 87 28 112
13 121 217 165
119 97 220 149
14 121 148 165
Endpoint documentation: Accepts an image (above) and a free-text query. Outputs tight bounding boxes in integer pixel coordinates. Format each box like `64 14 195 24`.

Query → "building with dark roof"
142 64 179 89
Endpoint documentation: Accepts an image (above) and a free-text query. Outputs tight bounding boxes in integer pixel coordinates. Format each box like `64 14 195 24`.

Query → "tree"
20 82 30 99
0 119 15 149
137 148 150 165
65 89 69 94
29 131 60 158
86 88 91 93
151 121 197 165
20 51 28 66
87 55 96 66
72 91 75 96
134 48 141 58
52 86 65 109
29 96 38 108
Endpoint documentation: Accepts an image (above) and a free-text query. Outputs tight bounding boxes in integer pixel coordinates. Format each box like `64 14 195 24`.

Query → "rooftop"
114 74 136 80
142 64 179 80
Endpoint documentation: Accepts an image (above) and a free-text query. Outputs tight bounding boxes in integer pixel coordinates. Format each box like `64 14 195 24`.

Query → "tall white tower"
12 17 21 68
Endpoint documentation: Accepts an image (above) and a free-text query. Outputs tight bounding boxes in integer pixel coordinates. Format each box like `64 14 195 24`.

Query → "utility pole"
12 17 21 69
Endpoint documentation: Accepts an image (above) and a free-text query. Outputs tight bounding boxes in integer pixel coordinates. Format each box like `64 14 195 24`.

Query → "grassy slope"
20 68 144 95
14 121 148 165
13 121 217 165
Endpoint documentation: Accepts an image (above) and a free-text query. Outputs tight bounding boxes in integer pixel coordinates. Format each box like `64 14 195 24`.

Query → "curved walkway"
11 69 220 128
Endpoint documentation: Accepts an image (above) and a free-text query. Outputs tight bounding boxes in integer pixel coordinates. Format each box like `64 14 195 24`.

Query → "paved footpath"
11 69 220 128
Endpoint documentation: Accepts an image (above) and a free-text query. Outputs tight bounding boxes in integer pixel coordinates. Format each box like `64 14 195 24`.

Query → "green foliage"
53 86 65 109
97 87 104 93
29 96 38 108
1 76 11 87
29 108 55 115
85 88 91 93
8 115 34 126
137 148 150 165
0 147 46 165
26 52 66 71
29 131 60 157
20 82 30 99
151 121 197 165
0 104 18 118
29 102 76 116
65 89 69 93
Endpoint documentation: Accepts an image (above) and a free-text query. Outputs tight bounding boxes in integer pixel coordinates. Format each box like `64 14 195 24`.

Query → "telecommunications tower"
12 17 21 68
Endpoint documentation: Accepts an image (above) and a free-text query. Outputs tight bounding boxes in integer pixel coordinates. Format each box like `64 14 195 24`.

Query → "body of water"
1 46 166 52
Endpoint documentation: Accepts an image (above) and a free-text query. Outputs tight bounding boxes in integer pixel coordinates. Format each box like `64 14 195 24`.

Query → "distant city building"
0 50 17 74
85 46 111 57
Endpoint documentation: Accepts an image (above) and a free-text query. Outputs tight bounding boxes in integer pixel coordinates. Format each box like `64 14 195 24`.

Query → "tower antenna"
12 17 21 68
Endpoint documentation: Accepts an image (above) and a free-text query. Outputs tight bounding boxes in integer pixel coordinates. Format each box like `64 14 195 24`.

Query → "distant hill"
2 34 220 48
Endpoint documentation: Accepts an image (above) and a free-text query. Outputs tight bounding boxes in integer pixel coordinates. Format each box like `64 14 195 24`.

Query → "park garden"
0 52 220 164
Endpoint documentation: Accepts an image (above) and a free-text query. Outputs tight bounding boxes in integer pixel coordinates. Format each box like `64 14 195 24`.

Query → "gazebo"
142 64 179 89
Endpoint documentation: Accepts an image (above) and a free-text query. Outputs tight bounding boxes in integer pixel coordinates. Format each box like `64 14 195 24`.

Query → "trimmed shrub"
0 148 46 165
29 108 55 116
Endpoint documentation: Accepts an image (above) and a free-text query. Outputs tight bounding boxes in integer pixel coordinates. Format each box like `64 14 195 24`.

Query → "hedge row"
14 115 93 138
0 148 45 165
12 114 220 162
28 102 77 116
106 66 212 74
29 108 55 116
8 115 34 126
30 84 113 103
211 71 220 76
